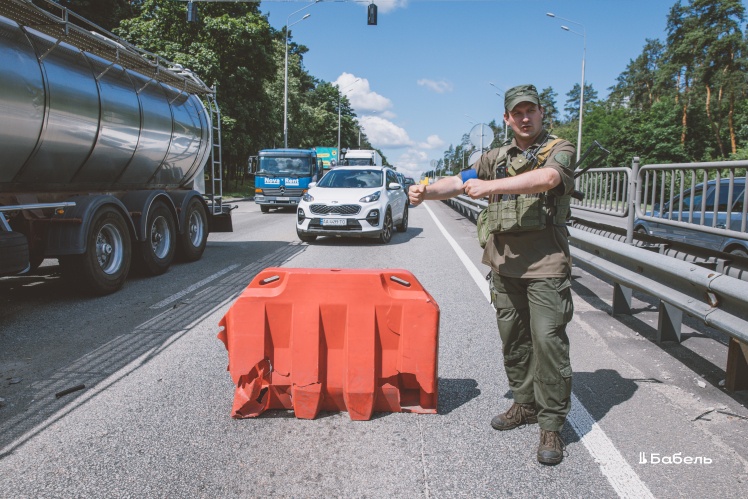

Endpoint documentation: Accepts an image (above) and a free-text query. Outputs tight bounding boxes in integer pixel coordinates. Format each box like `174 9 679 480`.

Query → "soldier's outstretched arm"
408 175 464 206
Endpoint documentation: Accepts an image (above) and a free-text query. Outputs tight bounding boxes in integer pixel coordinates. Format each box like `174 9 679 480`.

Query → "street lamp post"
284 1 318 148
547 12 586 162
337 78 361 154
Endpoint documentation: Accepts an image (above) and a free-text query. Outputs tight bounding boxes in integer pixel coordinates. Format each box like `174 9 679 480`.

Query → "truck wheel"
137 201 176 275
0 231 30 276
61 206 131 295
260 205 270 213
177 197 208 262
378 209 393 244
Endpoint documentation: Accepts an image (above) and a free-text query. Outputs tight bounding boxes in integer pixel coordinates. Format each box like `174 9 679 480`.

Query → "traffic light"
367 3 377 25
187 1 198 23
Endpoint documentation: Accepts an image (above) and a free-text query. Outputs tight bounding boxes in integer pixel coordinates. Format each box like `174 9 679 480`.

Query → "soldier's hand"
408 184 426 206
463 179 492 199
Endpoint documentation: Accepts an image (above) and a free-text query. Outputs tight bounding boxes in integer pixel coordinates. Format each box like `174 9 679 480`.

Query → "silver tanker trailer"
0 0 232 294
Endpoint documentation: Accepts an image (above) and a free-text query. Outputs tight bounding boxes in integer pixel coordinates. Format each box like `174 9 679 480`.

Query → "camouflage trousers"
490 273 574 431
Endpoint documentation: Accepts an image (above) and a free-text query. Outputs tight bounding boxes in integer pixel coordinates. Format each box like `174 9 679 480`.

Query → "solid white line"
422 202 491 302
423 201 654 499
569 393 654 498
150 264 240 309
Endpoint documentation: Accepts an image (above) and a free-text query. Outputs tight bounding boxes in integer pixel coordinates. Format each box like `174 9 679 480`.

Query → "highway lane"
1 199 747 497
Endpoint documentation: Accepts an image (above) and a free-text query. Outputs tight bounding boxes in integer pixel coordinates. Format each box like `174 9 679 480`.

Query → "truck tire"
61 206 131 295
0 231 30 276
260 205 270 213
177 197 208 262
136 200 176 275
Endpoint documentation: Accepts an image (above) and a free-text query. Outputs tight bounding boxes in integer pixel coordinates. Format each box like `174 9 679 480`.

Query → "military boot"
537 429 565 465
490 402 538 430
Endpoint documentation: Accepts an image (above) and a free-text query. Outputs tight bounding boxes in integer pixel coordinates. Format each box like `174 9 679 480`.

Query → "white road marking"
422 202 491 302
150 264 240 309
569 393 654 498
423 201 654 499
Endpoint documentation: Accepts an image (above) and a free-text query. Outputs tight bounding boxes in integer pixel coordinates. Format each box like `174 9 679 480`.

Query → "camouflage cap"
505 84 540 111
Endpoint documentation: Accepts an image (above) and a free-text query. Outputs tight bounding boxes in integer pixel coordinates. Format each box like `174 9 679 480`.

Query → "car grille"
263 188 305 197
310 204 361 215
309 219 363 231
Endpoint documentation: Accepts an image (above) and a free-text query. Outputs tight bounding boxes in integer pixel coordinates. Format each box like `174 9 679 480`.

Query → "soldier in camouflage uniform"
408 84 575 465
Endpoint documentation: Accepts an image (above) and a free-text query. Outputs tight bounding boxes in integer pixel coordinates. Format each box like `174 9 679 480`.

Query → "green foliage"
564 83 598 122
539 87 560 129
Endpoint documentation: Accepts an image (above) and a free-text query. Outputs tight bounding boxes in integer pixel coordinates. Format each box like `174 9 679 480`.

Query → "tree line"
432 0 748 179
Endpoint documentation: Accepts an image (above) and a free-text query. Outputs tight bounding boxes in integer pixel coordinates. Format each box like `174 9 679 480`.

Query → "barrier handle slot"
260 275 280 285
390 276 411 287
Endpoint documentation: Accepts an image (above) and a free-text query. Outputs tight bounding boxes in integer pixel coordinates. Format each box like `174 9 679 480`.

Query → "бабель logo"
638 452 713 464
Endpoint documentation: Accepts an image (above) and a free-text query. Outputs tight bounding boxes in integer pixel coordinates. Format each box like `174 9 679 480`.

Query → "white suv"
296 166 408 243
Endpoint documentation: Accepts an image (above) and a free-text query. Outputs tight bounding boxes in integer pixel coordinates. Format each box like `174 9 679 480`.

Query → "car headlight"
302 192 314 202
360 191 381 203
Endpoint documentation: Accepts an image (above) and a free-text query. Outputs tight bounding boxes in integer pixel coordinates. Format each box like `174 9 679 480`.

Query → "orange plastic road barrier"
218 268 440 421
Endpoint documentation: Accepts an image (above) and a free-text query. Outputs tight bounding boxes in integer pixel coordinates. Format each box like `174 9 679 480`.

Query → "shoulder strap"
492 144 512 178
488 144 512 203
535 137 564 167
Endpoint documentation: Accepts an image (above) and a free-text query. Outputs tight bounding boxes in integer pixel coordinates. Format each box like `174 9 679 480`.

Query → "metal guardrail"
572 166 631 218
636 160 748 240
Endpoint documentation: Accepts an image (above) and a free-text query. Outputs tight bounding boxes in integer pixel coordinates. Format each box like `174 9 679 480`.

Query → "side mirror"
388 182 401 190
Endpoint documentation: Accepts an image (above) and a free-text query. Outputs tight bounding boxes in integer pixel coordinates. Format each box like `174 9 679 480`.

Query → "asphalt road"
1 199 747 497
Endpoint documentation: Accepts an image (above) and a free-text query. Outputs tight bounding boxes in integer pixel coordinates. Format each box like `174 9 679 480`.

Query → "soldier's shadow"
499 369 651 445
562 369 653 444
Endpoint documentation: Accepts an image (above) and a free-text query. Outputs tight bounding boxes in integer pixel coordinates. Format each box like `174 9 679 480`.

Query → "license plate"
275 196 290 201
322 218 346 226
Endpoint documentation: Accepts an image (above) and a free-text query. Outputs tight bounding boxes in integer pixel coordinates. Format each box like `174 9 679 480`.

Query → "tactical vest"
477 136 572 246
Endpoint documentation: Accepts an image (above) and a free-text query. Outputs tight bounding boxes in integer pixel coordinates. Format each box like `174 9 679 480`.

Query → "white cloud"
393 149 429 177
361 116 412 148
417 78 454 94
418 134 445 150
335 73 392 114
371 0 409 14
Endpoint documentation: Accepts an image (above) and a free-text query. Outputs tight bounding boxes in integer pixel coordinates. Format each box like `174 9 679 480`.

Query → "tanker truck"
0 0 233 294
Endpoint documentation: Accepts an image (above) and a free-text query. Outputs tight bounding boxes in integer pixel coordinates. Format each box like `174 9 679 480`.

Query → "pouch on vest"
477 202 501 248
498 196 546 232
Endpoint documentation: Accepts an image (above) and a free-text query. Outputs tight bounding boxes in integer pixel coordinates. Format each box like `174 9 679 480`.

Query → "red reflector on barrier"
218 268 440 420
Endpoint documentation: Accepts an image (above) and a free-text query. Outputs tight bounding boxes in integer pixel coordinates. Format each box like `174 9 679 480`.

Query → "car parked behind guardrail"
634 178 747 256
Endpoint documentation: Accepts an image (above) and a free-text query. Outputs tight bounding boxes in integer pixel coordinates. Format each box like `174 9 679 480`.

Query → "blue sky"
258 0 719 179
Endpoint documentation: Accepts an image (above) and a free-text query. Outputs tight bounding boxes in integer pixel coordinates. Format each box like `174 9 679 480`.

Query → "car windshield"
317 169 383 188
346 158 374 166
669 181 746 212
258 156 312 176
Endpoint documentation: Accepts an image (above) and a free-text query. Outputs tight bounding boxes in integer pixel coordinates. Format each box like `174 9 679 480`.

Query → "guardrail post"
657 300 682 342
612 283 632 315
726 338 748 392
626 156 639 245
